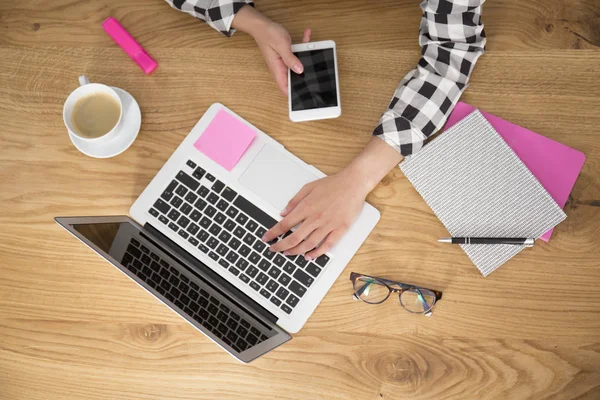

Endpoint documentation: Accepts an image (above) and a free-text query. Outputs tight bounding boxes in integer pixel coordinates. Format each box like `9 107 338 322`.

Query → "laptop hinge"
142 222 278 327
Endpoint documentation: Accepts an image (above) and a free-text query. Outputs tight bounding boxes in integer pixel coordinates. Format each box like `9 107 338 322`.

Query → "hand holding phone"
288 40 342 122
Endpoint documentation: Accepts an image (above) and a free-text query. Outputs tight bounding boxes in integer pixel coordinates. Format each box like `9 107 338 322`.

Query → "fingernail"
283 251 290 256
280 207 288 216
294 64 303 74
304 255 312 261
261 235 267 241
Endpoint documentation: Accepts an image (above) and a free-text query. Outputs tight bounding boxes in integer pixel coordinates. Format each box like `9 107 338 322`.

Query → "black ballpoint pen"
438 237 535 246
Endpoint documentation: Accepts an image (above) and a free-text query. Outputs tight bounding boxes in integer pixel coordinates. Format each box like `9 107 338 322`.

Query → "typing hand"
232 5 311 95
262 168 369 260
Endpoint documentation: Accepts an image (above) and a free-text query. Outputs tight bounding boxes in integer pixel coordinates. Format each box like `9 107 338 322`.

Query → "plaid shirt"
166 0 486 158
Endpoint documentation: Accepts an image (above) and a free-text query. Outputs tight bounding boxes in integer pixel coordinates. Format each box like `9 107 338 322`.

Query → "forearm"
230 4 270 36
341 137 404 194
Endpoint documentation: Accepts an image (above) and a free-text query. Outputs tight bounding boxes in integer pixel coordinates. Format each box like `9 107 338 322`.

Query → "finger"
305 229 345 260
302 28 312 43
276 43 304 74
281 183 313 217
267 58 289 95
270 220 318 253
285 227 330 257
262 208 304 243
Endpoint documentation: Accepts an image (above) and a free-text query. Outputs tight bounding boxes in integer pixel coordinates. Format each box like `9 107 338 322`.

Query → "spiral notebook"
400 110 567 276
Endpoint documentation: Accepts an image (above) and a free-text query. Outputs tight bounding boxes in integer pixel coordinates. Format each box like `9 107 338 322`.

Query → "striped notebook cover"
400 110 566 276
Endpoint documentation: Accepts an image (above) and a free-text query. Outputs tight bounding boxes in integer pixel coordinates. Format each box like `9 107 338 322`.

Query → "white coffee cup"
63 75 123 143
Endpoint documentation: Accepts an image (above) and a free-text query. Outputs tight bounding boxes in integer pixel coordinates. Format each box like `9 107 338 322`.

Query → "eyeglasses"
350 272 443 316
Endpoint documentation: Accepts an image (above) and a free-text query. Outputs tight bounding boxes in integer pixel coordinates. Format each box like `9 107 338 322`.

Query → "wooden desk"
1 1 599 399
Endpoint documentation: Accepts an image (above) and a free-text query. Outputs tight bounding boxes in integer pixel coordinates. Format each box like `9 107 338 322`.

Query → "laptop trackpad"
239 144 319 211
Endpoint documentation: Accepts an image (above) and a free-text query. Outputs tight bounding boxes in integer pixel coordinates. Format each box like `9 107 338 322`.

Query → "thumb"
277 43 304 74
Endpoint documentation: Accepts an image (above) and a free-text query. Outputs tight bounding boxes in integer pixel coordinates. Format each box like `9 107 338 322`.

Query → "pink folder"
444 102 586 241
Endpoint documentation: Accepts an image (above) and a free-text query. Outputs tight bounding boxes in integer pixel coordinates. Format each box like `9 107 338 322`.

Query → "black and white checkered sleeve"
372 0 486 157
164 0 254 37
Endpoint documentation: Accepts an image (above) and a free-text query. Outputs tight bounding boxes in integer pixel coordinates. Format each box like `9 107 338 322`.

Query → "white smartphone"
288 40 341 122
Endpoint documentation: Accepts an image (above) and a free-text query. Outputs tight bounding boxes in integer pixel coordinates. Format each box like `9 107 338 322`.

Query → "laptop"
56 103 380 362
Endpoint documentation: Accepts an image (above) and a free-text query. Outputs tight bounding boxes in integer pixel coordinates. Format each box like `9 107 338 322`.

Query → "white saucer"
69 87 141 158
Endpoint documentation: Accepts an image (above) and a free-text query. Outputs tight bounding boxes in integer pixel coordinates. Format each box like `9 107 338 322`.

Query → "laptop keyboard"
122 237 270 353
147 159 331 315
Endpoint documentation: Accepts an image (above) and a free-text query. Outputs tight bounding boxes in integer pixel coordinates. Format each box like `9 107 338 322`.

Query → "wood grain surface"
1 1 599 399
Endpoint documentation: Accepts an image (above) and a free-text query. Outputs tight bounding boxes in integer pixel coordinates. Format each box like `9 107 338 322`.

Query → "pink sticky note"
445 102 586 241
194 109 256 171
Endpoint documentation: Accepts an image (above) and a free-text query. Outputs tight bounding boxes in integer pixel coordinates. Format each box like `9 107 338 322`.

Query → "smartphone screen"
290 49 338 111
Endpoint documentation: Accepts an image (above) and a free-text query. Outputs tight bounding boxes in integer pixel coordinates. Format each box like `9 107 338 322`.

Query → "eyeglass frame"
349 272 443 316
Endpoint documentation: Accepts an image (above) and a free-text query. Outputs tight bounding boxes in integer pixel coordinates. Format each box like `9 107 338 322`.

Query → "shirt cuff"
372 109 428 157
205 0 254 37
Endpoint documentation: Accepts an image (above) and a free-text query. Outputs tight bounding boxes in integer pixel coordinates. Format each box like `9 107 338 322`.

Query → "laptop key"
293 269 314 287
256 227 267 239
168 209 181 221
216 199 228 211
177 216 190 229
197 229 209 242
260 289 271 299
198 186 209 198
215 212 226 225
258 259 270 272
249 281 260 291
168 222 178 232
226 206 238 219
243 233 255 246
289 281 307 298
262 248 275 260
194 198 207 211
229 237 241 250
178 229 189 239
270 296 282 307
219 231 232 243
282 262 295 275
209 223 221 236
186 160 197 169
153 198 171 214
276 287 289 300
278 273 291 286
192 166 205 179
218 259 229 268
186 222 200 236
205 205 216 218
286 294 299 307
281 304 293 314
185 191 198 204
170 196 183 208
233 226 246 239
267 266 281 279
245 220 258 232
273 254 286 268
216 244 229 256
315 254 330 268
176 171 199 191
205 173 216 182
199 244 209 253
180 203 193 216
207 237 219 249
236 258 249 271
233 196 277 229
223 219 236 232
305 263 322 277
149 208 159 217
200 217 211 228
248 251 260 265
158 215 169 225
150 261 161 272
207 192 219 204
266 279 279 293
235 213 249 225
256 272 269 285
127 245 141 258
295 256 308 268
253 240 266 252
188 236 199 246
208 251 219 261
226 251 238 263
141 254 151 264
246 266 258 278
247 333 258 345
239 244 251 257
175 185 187 197
222 187 237 201
228 266 240 276
190 210 202 222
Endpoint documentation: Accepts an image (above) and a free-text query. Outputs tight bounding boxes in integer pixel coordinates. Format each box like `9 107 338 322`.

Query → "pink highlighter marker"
102 17 157 74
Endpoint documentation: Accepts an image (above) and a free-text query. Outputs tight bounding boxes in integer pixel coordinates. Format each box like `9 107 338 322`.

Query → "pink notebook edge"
444 102 586 242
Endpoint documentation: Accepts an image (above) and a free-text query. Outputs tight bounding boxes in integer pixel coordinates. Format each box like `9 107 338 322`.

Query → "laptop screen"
58 217 290 362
